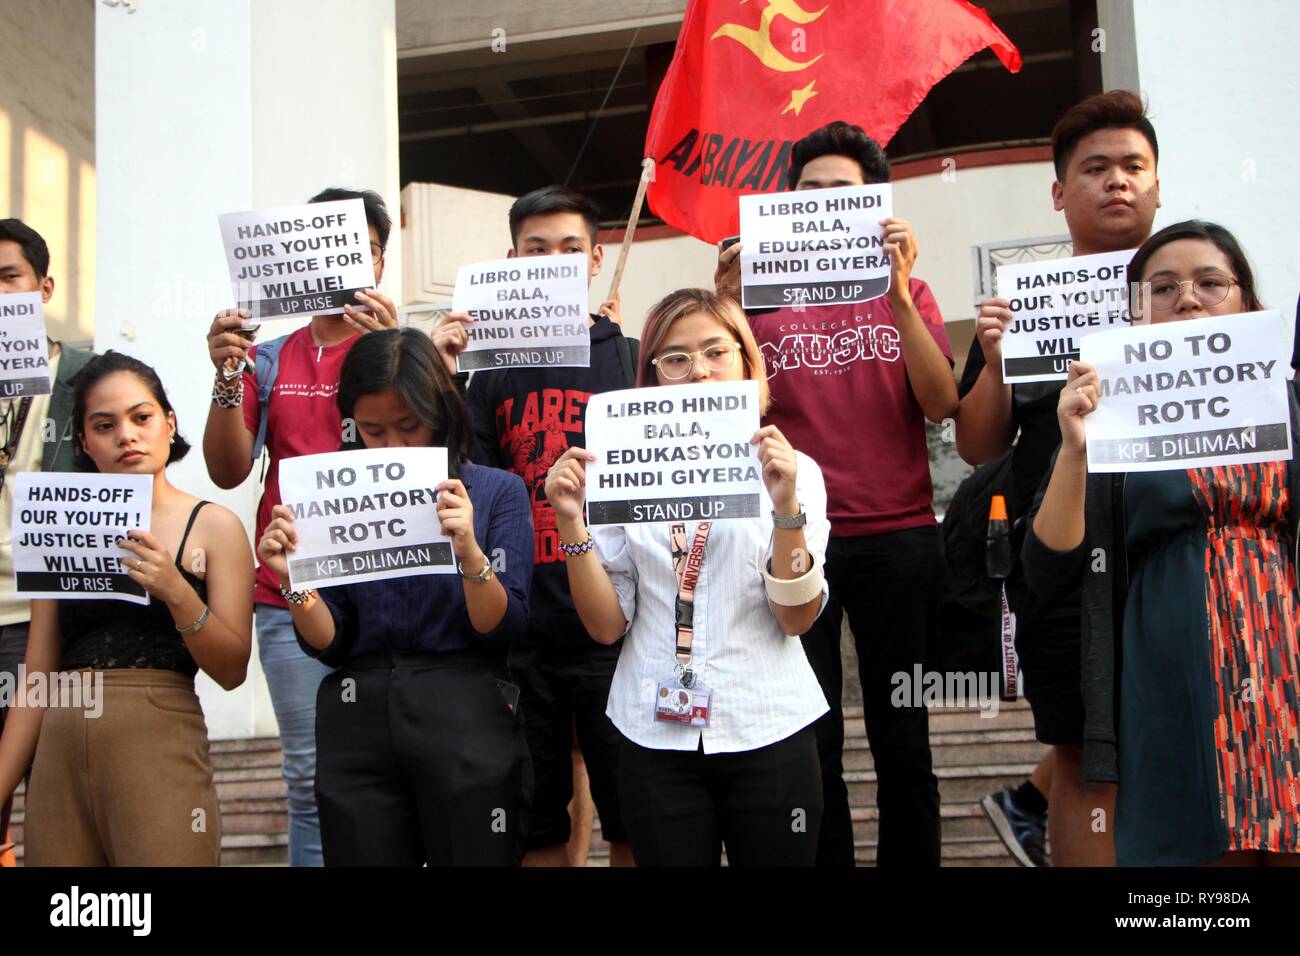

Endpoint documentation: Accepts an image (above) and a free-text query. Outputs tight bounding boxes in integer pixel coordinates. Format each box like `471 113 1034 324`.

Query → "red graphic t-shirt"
240 325 358 606
751 277 952 537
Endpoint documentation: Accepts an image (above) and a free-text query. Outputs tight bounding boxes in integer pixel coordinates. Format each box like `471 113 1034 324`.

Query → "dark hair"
788 121 890 189
308 187 392 250
71 351 191 471
336 328 472 471
0 218 50 278
1127 220 1263 315
1051 90 1158 181
508 186 601 247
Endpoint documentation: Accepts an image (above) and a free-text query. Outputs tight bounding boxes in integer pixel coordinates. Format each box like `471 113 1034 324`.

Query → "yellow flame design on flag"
710 0 828 73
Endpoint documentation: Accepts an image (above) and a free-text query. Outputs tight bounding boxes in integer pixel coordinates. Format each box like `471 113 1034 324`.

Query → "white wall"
893 161 1068 326
0 0 96 342
402 182 516 303
1101 0 1300 315
596 233 717 340
96 0 399 739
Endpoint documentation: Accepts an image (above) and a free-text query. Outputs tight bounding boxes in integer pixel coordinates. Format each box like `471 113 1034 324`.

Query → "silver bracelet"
176 606 210 636
771 507 807 529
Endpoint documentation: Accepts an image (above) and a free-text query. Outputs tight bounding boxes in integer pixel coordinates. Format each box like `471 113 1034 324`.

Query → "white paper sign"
452 253 590 371
0 291 52 398
997 249 1134 384
11 473 153 604
1081 310 1292 472
739 183 892 309
585 380 762 524
279 447 456 589
219 199 374 320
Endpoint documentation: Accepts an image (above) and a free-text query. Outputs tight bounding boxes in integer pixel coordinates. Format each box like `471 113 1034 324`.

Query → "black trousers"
801 527 942 867
511 638 627 848
314 649 533 867
618 725 822 866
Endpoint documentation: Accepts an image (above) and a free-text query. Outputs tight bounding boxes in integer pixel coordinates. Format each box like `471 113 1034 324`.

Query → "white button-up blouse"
593 451 831 754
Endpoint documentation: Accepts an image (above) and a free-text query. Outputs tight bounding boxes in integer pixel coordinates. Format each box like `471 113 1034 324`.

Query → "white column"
1099 0 1300 313
95 0 400 738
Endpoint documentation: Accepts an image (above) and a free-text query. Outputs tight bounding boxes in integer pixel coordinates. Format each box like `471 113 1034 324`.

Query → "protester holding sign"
0 219 95 861
455 187 637 867
544 288 829 866
0 352 254 865
1024 222 1300 866
954 91 1162 867
256 328 534 867
202 187 396 868
715 120 952 867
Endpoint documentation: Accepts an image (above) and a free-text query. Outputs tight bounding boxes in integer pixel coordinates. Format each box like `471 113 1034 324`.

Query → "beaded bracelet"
558 532 595 558
280 585 317 607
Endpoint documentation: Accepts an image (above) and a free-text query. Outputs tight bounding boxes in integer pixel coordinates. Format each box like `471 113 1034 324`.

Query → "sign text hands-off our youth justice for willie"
278 446 456 590
738 183 892 310
219 199 375 321
452 252 591 371
584 379 762 525
997 249 1135 384
1081 310 1292 473
0 291 52 399
11 473 153 604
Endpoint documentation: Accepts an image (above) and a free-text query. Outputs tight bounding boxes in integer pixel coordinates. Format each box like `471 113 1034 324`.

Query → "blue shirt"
296 462 533 666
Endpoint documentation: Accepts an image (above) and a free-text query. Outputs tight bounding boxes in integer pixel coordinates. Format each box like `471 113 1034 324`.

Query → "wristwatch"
461 559 494 583
771 505 807 529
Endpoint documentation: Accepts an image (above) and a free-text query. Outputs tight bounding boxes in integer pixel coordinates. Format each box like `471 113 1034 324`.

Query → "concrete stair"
5 700 1047 866
841 702 1047 866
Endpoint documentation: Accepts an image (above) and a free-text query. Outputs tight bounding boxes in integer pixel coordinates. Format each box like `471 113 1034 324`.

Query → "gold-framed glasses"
1145 274 1237 311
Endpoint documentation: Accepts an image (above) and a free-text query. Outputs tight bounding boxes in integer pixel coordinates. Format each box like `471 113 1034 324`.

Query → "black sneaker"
981 787 1048 867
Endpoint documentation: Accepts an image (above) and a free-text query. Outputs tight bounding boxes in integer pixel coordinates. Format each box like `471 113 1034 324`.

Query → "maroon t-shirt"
752 277 952 537
241 326 359 606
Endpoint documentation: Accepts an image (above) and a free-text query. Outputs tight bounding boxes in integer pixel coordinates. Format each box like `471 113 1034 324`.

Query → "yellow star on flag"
782 79 818 115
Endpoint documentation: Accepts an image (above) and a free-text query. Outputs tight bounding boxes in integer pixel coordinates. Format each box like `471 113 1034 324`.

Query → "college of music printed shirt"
749 277 952 537
593 451 830 754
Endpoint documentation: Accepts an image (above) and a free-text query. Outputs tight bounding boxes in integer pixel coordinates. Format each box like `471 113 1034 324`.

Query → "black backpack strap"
616 335 639 387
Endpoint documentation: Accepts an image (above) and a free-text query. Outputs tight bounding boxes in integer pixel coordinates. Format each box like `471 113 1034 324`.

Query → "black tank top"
59 502 210 676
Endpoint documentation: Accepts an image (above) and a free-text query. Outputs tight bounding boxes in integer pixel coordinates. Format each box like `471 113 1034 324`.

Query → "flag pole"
605 157 656 302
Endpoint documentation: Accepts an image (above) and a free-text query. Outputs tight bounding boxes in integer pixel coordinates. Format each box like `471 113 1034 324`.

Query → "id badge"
654 675 712 728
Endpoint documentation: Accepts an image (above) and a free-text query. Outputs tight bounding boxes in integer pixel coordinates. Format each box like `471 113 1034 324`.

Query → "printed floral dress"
1118 461 1300 865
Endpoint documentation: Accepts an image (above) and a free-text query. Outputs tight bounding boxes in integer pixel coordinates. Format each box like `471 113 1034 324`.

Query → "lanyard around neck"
670 521 712 667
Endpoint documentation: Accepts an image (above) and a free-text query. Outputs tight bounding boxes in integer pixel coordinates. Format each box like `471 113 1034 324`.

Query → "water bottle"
986 494 1012 580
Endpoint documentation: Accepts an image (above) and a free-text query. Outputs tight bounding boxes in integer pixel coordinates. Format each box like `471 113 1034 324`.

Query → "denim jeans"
257 604 333 867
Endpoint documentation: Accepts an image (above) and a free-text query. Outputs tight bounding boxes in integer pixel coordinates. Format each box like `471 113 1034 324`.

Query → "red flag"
644 0 1022 242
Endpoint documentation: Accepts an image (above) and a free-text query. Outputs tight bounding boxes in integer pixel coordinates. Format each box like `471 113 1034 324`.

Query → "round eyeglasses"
651 342 742 380
1145 274 1238 312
